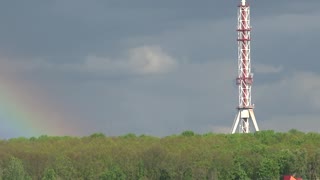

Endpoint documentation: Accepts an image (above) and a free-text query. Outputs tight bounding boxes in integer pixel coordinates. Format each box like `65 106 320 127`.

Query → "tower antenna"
231 0 260 134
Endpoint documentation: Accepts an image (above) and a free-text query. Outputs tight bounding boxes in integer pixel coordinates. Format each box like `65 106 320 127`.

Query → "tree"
181 131 195 137
222 156 250 180
136 160 146 180
3 156 30 180
1 130 320 179
277 149 295 176
99 165 126 180
291 149 308 179
42 168 56 180
258 158 280 180
89 133 106 138
159 169 171 180
306 150 320 180
182 167 193 180
53 155 76 179
141 144 171 179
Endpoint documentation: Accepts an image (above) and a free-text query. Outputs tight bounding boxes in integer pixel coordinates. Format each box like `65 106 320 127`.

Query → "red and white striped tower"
231 0 259 134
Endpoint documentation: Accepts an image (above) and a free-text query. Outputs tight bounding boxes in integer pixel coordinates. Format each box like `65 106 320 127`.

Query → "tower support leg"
249 109 259 131
231 108 259 134
231 112 241 134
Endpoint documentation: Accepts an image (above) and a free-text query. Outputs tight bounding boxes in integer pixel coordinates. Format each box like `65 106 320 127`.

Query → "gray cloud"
0 1 319 137
254 63 283 74
253 71 320 133
80 46 177 75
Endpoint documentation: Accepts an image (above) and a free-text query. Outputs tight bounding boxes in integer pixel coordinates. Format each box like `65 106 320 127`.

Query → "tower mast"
231 0 259 134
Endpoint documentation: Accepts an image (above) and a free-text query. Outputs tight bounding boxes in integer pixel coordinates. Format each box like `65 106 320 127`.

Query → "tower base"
231 108 259 134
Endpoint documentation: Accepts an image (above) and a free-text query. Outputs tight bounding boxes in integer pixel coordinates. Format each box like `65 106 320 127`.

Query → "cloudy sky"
0 0 320 138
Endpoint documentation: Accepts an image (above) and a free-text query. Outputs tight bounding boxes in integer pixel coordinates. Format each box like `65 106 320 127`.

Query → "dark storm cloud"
0 0 320 137
1 0 316 59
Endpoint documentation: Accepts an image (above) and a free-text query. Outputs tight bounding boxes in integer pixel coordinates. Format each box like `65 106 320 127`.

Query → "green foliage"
277 149 295 175
307 149 320 179
53 155 76 180
99 165 126 180
229 156 250 180
258 158 279 180
89 133 106 138
8 137 28 143
3 157 29 180
136 161 145 180
29 137 36 141
42 168 56 180
159 169 170 180
0 130 319 179
121 133 136 139
291 149 308 178
288 129 303 134
182 167 193 180
181 130 195 137
38 135 49 141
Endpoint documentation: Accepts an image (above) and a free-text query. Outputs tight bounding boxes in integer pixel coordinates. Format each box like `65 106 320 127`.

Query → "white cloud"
127 46 177 74
0 46 177 77
78 45 177 75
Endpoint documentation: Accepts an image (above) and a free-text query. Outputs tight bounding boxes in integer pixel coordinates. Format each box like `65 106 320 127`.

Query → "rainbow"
0 67 80 138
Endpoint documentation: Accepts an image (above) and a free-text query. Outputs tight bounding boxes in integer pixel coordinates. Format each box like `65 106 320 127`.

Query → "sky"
0 0 320 138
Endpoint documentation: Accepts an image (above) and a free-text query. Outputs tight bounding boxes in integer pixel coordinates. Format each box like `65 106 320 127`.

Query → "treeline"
0 130 319 179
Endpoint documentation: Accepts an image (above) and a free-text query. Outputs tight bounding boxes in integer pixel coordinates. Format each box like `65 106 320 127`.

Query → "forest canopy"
0 129 318 179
